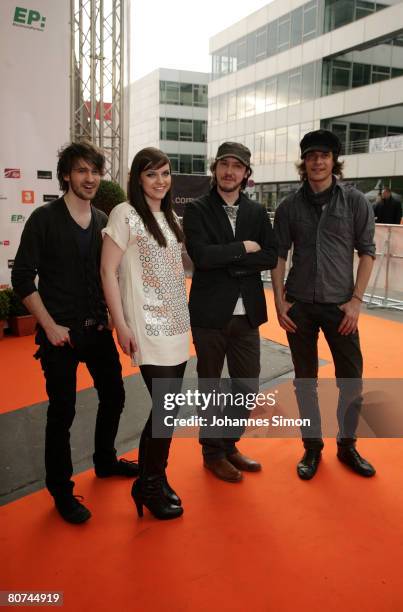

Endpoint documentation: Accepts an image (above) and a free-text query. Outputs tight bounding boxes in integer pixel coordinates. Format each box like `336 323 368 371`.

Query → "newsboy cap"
300 129 341 158
215 142 251 168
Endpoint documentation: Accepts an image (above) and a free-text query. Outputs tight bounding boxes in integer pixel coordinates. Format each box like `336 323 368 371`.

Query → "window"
255 132 265 165
247 32 256 66
352 63 371 88
220 47 230 76
237 37 247 70
180 83 193 106
193 120 207 143
302 62 316 101
267 21 278 57
166 118 179 140
277 73 289 109
331 60 352 92
217 94 226 123
179 119 193 141
229 42 238 72
265 77 277 112
180 155 192 174
325 0 353 31
255 81 266 115
228 91 237 121
159 81 166 104
303 1 317 41
159 118 166 140
211 97 220 126
288 71 302 105
291 8 303 47
165 81 180 104
192 156 206 174
278 14 290 51
355 0 376 20
236 88 246 119
212 54 220 78
169 155 179 173
245 86 255 117
256 27 267 61
372 64 390 83
350 123 368 154
264 129 275 164
287 125 300 161
193 84 208 107
275 128 287 162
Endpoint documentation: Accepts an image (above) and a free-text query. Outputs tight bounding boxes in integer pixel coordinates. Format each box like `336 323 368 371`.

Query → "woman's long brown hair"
128 147 184 247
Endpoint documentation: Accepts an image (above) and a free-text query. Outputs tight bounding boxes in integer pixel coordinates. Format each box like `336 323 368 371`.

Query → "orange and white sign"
22 190 35 204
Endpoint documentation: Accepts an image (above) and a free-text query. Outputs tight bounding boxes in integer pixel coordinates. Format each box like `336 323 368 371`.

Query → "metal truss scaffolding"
70 0 124 184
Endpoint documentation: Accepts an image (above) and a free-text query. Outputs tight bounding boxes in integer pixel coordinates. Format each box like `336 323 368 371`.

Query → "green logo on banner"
13 6 46 31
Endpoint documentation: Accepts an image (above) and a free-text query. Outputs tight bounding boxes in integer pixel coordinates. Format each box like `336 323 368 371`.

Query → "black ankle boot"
162 474 182 506
131 476 183 520
297 448 322 480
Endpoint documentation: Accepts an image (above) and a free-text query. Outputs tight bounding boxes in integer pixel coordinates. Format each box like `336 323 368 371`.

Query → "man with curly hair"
271 130 376 481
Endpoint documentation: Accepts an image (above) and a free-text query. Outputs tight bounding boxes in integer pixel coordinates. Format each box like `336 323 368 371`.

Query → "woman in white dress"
101 148 190 520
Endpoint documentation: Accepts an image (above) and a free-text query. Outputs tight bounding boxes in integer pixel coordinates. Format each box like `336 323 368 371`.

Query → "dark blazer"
183 188 277 329
12 197 108 327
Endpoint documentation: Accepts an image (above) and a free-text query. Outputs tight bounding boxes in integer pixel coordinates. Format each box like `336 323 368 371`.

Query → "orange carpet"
1 287 403 611
1 437 403 611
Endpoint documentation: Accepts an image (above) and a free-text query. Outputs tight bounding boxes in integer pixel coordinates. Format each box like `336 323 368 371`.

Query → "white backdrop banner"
0 0 70 286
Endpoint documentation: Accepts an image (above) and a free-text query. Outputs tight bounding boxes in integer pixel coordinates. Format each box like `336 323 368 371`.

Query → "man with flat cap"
271 129 376 480
183 142 278 482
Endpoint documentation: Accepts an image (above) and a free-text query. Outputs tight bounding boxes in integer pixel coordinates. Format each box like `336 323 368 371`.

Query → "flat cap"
216 142 251 167
300 129 341 158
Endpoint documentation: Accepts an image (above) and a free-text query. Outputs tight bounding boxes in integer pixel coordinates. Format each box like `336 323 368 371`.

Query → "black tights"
138 362 187 477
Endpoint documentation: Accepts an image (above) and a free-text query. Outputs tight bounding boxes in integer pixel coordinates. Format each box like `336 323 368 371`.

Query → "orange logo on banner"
22 191 35 204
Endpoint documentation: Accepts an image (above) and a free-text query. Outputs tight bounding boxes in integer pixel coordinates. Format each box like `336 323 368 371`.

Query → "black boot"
162 474 181 506
131 477 183 520
297 448 322 480
337 445 375 477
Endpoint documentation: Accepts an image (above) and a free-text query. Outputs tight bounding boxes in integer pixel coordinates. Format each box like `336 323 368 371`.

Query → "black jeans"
286 301 363 450
138 362 187 477
192 316 260 460
36 326 125 498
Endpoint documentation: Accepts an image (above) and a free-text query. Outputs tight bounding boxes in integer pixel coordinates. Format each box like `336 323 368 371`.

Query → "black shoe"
131 477 183 520
162 475 182 506
297 449 322 480
337 446 376 477
95 458 139 478
54 494 91 524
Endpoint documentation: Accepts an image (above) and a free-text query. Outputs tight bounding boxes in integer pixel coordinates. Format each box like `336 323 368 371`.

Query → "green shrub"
0 290 11 320
3 288 30 316
92 179 127 216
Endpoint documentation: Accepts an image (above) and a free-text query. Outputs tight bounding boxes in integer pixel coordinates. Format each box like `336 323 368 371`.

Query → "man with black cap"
183 142 277 482
271 129 376 480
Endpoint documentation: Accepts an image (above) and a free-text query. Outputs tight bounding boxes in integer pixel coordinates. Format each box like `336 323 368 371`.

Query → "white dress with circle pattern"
102 202 190 366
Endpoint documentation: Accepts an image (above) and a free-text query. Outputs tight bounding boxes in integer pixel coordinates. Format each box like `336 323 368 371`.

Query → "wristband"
352 294 363 303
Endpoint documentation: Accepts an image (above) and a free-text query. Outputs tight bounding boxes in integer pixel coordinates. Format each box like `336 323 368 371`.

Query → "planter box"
9 315 37 336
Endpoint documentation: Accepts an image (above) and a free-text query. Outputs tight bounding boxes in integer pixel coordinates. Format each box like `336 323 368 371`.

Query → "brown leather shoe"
203 458 243 482
227 451 262 472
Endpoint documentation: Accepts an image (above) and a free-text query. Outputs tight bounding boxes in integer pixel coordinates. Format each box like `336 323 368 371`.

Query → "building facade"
127 68 208 175
208 0 403 210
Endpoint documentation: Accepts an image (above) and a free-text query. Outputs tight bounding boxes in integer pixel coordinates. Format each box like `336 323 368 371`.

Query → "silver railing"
365 224 403 310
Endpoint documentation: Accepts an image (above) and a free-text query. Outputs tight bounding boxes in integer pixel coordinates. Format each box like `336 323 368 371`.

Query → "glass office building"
208 0 403 209
127 68 208 175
